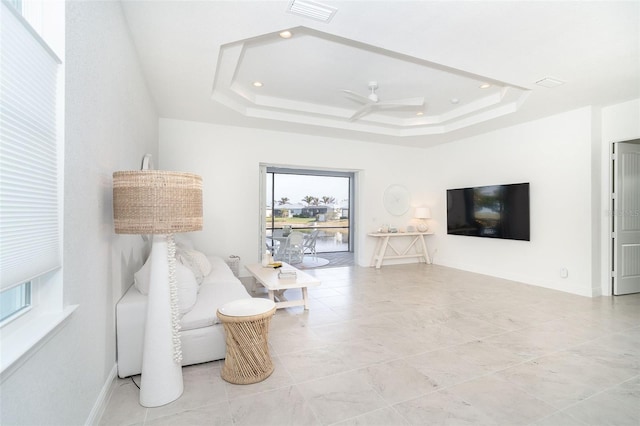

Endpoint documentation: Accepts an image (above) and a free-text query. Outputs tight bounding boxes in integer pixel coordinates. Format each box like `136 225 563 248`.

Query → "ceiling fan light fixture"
287 0 337 22
343 81 425 121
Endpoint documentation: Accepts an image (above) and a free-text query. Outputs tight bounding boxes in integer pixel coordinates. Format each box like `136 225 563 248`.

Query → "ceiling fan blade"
344 84 423 121
349 104 376 121
342 89 371 105
377 96 425 107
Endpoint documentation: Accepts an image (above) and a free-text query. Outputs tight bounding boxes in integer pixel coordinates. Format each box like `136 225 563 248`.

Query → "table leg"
375 236 390 269
268 289 275 303
302 287 309 310
370 237 383 267
419 234 431 264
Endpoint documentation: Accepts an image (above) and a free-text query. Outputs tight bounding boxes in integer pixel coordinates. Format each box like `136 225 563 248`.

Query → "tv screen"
447 183 530 241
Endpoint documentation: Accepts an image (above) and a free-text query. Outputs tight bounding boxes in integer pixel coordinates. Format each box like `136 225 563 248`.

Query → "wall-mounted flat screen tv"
447 183 530 241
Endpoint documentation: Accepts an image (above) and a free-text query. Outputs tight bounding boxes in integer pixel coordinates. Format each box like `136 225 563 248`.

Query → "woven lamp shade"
113 170 203 234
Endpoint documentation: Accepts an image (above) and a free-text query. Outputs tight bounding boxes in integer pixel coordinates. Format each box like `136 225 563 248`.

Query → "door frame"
609 139 640 295
258 163 358 262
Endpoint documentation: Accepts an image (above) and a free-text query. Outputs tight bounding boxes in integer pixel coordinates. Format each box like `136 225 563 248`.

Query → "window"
1 0 61 314
0 0 71 374
264 167 355 254
0 282 31 324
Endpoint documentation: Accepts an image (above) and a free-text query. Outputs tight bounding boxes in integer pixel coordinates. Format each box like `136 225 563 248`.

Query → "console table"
368 232 434 268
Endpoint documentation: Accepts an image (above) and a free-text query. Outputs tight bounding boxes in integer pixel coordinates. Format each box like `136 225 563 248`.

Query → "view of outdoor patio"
265 169 352 254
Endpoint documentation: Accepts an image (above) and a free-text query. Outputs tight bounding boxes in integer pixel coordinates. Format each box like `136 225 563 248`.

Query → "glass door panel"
266 169 352 255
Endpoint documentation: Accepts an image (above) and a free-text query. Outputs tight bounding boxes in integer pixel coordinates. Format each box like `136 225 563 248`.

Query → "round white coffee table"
217 298 276 384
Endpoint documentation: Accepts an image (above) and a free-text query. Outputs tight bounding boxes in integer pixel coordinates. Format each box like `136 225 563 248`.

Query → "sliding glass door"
265 167 354 255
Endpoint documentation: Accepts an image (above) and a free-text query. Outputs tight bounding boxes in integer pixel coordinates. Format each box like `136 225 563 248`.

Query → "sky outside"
267 173 349 205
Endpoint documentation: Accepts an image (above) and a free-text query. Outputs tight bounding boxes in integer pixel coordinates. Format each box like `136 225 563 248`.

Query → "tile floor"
100 264 640 426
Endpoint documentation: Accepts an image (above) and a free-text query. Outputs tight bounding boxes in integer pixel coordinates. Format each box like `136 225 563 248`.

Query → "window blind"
0 1 61 291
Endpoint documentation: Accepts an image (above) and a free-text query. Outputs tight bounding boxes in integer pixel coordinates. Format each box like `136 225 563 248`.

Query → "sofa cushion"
176 262 198 314
130 254 251 330
180 279 251 331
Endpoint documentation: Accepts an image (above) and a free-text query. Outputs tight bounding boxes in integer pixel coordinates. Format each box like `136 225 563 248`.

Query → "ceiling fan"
342 81 425 121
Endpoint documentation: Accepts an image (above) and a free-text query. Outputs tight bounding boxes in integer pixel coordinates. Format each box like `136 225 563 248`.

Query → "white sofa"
116 255 250 378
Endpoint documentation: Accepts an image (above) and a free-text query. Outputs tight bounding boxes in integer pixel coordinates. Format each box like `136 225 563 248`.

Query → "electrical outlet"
560 267 568 278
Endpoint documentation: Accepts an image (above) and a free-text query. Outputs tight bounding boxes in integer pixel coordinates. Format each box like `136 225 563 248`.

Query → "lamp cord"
167 234 183 364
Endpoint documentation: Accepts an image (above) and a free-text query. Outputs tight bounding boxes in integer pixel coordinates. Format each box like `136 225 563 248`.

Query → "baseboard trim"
85 363 117 426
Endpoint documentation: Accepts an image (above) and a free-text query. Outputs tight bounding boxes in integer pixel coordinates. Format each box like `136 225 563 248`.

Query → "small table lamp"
414 207 431 232
113 170 202 407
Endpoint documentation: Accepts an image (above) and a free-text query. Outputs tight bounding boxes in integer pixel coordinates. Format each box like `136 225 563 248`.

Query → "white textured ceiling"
121 0 640 148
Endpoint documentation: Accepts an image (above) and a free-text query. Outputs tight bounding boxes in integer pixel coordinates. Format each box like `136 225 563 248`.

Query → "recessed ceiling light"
279 30 293 39
479 83 491 89
416 111 424 116
252 81 263 87
450 98 460 104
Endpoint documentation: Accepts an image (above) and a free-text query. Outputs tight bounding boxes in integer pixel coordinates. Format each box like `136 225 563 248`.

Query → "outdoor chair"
302 229 320 260
266 239 280 258
280 231 305 264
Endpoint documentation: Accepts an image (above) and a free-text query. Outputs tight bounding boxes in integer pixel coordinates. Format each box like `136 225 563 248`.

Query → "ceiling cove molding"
211 26 531 137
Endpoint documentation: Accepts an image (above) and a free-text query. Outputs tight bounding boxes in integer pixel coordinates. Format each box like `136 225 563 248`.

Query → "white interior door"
613 140 640 295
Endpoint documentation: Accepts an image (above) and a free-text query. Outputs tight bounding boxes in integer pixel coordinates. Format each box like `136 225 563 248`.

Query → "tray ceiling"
121 1 640 148
212 27 530 137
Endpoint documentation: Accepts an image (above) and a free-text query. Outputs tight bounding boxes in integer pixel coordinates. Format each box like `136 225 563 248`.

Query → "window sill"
0 304 78 379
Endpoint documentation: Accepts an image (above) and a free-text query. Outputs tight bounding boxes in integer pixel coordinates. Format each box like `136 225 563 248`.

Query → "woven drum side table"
217 298 276 384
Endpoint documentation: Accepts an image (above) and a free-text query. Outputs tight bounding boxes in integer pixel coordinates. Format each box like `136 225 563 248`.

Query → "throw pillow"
174 234 195 250
176 248 212 284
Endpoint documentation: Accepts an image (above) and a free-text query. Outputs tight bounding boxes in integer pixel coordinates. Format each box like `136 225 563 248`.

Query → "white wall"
422 108 595 296
161 109 604 297
160 101 640 299
159 119 431 269
602 99 640 143
159 108 597 297
0 2 158 425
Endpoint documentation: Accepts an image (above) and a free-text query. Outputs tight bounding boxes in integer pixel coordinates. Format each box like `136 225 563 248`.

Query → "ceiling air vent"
535 77 565 88
287 0 337 22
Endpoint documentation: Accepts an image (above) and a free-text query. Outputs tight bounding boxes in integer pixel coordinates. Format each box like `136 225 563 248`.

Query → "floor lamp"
113 170 202 407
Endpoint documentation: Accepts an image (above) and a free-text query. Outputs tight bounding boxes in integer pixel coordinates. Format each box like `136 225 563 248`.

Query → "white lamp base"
417 222 429 232
139 234 184 407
